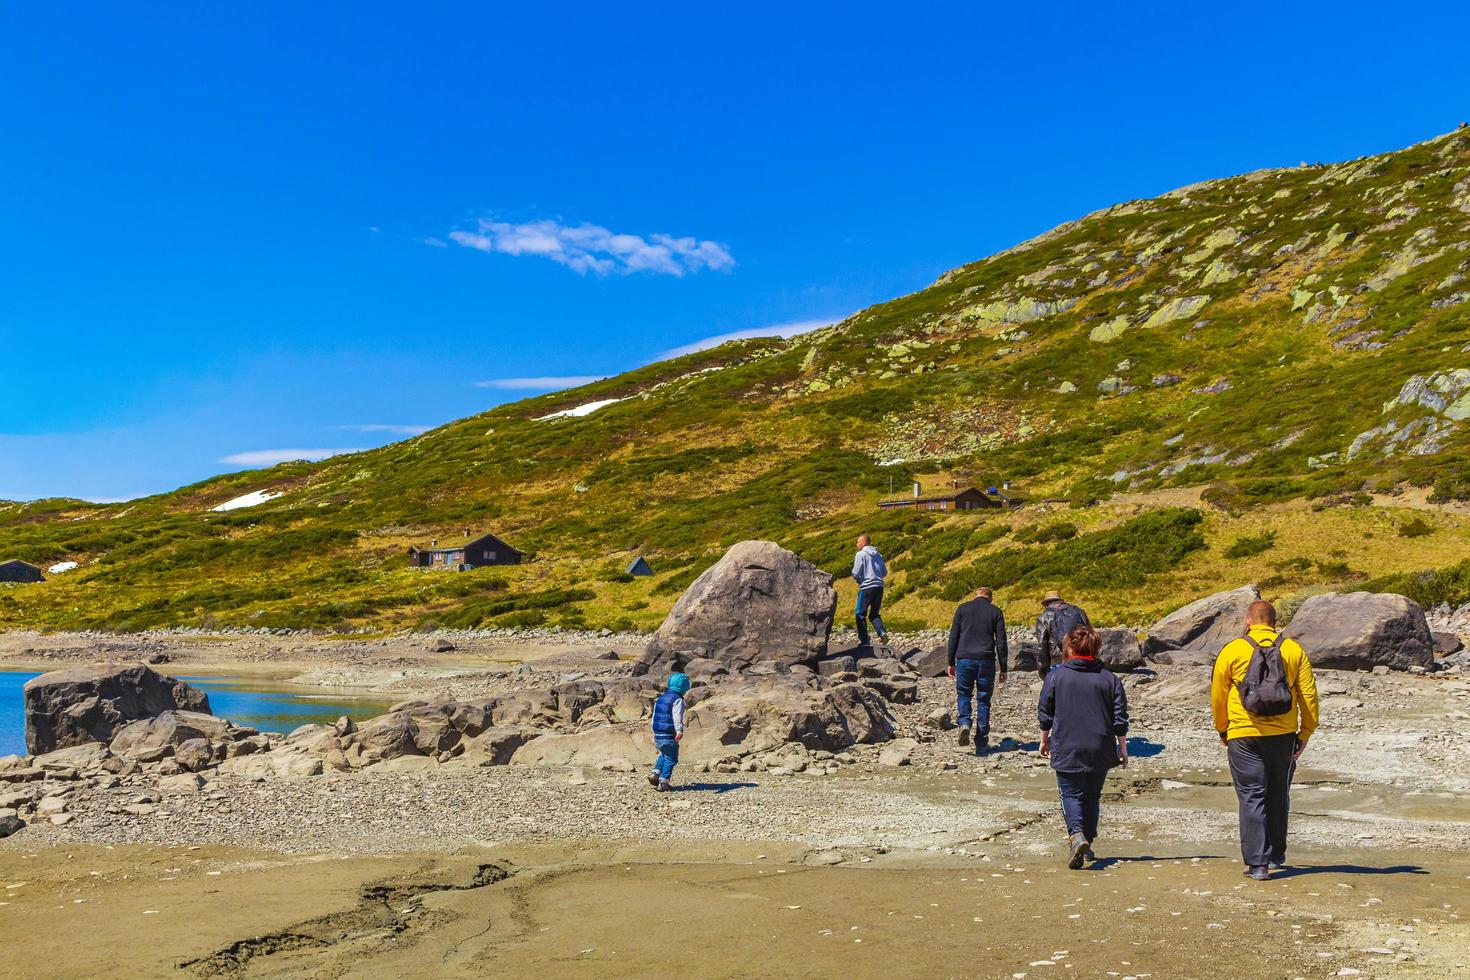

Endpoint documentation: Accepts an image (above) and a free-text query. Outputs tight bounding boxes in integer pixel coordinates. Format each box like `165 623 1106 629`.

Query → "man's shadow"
1272 864 1428 879
1088 854 1225 869
1125 737 1165 758
673 781 758 794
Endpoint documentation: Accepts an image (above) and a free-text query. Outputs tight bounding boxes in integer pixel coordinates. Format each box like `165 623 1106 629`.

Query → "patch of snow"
535 398 622 421
211 490 283 512
48 561 78 574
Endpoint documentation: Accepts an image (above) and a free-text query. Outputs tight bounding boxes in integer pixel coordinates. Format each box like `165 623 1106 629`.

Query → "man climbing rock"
851 534 888 648
947 587 1009 754
1035 590 1090 679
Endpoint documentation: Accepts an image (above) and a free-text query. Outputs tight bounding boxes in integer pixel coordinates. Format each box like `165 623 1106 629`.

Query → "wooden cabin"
877 487 1001 512
0 559 45 584
408 532 523 570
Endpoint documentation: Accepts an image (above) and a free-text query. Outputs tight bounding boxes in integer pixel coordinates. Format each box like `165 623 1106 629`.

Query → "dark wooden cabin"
0 559 45 584
409 532 523 570
877 487 1001 512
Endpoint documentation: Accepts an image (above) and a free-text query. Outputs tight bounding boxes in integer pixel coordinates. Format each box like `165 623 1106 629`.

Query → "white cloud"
473 375 606 391
658 318 840 359
447 217 734 277
338 423 432 436
219 448 363 467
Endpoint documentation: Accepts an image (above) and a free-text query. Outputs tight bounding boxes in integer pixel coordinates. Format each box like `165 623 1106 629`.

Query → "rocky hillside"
4 126 1470 632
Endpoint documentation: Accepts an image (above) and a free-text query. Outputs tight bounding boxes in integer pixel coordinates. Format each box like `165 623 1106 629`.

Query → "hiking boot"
1244 865 1270 881
1083 840 1097 864
1067 833 1089 870
957 727 971 748
647 772 660 788
1268 856 1287 870
877 630 889 644
657 779 671 792
974 736 990 756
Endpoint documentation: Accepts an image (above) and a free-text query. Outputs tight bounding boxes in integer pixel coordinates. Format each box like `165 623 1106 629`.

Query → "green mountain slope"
4 127 1470 632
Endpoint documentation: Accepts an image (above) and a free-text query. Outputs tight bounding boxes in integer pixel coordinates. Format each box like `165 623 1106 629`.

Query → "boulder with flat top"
23 663 212 755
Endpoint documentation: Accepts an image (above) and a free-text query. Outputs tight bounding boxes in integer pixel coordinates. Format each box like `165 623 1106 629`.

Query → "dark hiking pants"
1055 769 1108 842
954 658 995 739
855 586 885 645
1227 732 1296 867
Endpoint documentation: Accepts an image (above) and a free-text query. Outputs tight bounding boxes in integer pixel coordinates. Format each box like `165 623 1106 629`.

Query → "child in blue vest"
647 672 690 792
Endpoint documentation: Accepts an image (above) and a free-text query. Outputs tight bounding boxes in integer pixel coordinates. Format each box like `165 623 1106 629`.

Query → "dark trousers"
855 586 885 645
1227 732 1296 867
954 658 995 738
1055 769 1108 841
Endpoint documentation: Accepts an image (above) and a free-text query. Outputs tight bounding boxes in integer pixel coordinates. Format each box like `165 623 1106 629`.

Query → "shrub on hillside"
1364 559 1470 609
1397 517 1435 538
935 507 1206 600
1223 531 1276 559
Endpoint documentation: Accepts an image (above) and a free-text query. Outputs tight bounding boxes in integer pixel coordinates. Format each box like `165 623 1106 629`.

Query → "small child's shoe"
647 772 660 788
657 779 671 792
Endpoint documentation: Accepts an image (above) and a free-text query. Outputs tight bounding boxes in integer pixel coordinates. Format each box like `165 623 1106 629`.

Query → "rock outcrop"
23 663 212 755
1144 585 1261 666
637 541 837 674
1098 628 1145 672
1283 592 1435 671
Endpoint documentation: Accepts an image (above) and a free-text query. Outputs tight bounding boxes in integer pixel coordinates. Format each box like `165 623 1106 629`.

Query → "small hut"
0 560 45 584
625 556 653 576
408 532 524 570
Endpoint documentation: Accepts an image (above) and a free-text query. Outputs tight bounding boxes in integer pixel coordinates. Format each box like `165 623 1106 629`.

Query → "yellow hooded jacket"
1210 625 1319 741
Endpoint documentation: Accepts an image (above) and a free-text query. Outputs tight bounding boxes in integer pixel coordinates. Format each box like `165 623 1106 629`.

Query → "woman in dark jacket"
1038 624 1130 869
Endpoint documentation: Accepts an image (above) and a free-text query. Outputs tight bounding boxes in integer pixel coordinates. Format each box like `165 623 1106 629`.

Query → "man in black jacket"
1035 590 1091 680
947 587 1009 754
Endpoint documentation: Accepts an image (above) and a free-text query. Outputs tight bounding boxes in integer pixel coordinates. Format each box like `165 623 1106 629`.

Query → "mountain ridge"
3 125 1469 632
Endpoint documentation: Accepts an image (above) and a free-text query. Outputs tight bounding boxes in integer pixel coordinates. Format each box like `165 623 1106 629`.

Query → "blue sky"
3 2 1469 501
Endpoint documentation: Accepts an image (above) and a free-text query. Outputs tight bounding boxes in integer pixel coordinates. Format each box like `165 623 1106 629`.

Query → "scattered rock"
878 738 917 767
1098 628 1145 672
901 646 949 679
0 814 23 838
173 738 215 773
159 772 206 795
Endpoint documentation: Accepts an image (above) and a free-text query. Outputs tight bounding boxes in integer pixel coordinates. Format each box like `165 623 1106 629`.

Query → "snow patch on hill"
536 398 622 421
48 561 78 574
211 490 283 512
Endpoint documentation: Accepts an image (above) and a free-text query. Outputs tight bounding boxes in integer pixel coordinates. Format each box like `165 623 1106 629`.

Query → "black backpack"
1048 602 1091 651
1238 636 1294 716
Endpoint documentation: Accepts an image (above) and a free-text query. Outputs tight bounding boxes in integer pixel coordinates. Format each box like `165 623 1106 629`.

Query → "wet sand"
1 839 1465 978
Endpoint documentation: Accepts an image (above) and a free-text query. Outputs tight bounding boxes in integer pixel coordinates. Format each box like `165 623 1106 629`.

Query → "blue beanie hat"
667 672 691 695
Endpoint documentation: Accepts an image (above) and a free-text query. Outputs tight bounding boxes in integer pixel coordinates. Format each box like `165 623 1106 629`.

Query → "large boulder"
1098 628 1145 672
637 541 837 674
1283 592 1435 671
23 664 211 755
1144 586 1261 666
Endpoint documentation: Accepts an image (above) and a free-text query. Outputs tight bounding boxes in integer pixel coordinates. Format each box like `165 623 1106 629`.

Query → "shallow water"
0 669 395 756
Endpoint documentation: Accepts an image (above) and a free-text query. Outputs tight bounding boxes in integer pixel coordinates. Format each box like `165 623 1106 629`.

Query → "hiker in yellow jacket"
1211 600 1319 880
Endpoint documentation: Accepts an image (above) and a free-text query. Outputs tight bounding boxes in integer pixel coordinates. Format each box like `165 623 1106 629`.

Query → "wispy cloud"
338 424 432 436
659 318 841 359
473 375 606 391
220 448 363 467
447 217 734 277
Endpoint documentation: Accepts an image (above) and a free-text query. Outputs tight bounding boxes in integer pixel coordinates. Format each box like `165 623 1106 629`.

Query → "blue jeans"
855 586 885 645
1056 770 1108 842
653 739 679 781
954 658 995 738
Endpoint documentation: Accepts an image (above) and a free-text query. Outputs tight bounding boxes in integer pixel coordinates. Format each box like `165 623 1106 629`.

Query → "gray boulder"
1432 631 1464 656
1098 628 1145 672
637 541 837 674
1144 585 1261 666
23 663 211 755
1283 592 1435 671
901 646 949 678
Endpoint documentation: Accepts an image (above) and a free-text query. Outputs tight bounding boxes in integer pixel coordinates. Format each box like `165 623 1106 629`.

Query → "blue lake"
0 669 396 757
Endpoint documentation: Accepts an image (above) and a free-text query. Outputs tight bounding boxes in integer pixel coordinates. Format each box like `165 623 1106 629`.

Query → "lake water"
0 669 396 757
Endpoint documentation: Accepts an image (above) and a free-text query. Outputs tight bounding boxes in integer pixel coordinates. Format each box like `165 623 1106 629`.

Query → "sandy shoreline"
2 631 1469 976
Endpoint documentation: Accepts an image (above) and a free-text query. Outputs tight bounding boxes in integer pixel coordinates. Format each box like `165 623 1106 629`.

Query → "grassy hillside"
4 127 1470 633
